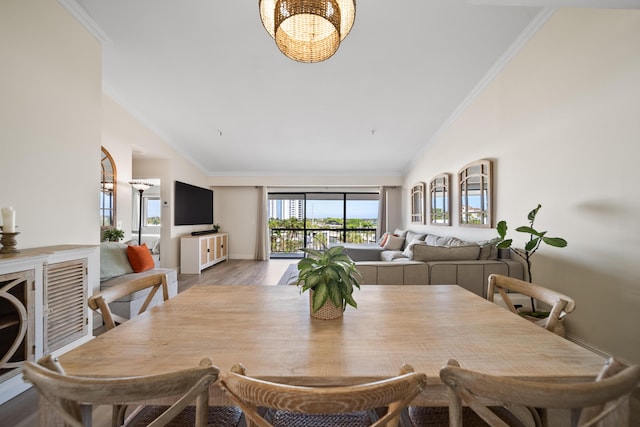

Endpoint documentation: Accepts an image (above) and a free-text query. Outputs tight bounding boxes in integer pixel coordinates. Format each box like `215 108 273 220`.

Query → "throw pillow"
405 231 426 244
100 242 134 281
383 235 405 251
425 234 467 247
378 232 392 247
380 250 406 262
412 244 481 262
402 238 424 259
477 237 500 260
127 243 155 273
393 228 408 238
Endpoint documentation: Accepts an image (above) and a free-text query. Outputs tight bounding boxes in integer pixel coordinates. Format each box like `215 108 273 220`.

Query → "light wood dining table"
57 284 605 409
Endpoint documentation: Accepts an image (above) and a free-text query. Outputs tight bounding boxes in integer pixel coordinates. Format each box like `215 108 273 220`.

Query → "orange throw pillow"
127 243 155 273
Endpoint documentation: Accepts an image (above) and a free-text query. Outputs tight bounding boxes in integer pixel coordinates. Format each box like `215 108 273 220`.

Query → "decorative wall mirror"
459 159 493 227
410 182 425 224
429 173 450 226
101 147 117 229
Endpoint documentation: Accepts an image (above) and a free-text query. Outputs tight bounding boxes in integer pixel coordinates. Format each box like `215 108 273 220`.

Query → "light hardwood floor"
2 259 638 426
177 258 293 291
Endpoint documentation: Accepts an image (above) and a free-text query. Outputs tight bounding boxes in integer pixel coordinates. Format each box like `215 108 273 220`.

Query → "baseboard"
229 253 256 260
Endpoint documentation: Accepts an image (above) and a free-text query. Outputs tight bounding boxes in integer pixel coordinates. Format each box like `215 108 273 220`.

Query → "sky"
306 200 378 219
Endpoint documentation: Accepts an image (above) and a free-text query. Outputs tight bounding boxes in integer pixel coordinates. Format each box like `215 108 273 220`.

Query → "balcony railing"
270 228 377 257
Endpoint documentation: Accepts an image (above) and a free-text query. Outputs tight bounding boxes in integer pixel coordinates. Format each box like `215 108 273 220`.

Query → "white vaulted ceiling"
66 0 639 176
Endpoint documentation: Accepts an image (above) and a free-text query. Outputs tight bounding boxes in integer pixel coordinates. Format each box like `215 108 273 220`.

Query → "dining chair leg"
80 404 92 427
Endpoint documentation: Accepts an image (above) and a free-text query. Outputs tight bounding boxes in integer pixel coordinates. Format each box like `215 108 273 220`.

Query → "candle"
2 207 15 233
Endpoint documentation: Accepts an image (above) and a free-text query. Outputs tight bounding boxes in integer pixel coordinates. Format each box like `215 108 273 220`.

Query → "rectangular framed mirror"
429 173 450 226
459 159 493 227
410 182 426 224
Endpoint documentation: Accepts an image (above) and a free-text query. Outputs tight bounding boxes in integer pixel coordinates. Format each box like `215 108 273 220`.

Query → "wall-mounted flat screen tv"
174 180 214 226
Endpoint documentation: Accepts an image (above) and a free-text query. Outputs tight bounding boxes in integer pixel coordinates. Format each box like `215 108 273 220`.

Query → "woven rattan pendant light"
259 0 355 63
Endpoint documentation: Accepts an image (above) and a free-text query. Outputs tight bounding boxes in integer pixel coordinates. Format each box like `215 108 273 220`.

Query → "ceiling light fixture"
259 0 356 63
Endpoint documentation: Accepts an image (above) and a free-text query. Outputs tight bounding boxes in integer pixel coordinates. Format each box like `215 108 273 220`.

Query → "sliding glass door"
269 192 378 258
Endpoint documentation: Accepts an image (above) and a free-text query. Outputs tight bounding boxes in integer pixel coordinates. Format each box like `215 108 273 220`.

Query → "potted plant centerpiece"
102 228 125 242
495 204 567 315
296 245 361 320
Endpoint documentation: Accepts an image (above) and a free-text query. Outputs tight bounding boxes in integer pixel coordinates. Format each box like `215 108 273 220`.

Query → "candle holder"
0 231 20 254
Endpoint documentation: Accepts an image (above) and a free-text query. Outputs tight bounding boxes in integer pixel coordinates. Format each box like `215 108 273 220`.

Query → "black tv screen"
174 181 214 226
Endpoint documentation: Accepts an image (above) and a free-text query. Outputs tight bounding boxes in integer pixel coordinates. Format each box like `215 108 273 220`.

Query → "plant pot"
309 291 343 320
518 310 566 337
498 248 511 259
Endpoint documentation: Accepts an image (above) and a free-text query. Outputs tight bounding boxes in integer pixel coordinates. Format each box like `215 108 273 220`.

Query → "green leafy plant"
297 245 362 314
496 204 567 312
213 223 220 231
496 204 568 283
102 228 125 242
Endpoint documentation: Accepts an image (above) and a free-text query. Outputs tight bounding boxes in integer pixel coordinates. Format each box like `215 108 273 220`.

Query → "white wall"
212 187 258 259
102 95 215 270
210 182 403 260
403 9 640 364
0 0 101 247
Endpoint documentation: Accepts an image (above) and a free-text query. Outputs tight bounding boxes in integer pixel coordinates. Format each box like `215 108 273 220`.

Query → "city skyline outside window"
268 192 379 257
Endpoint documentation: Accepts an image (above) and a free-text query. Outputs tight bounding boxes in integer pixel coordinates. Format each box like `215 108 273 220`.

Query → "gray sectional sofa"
99 242 178 323
337 229 524 298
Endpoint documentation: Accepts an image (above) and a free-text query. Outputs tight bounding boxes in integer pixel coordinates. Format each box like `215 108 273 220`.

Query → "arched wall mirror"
458 159 493 227
101 147 117 229
429 173 450 226
410 182 425 224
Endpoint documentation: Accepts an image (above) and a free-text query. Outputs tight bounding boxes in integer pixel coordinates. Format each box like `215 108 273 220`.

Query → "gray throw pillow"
393 228 408 238
402 238 424 259
412 243 480 262
478 237 500 260
100 242 134 281
425 234 467 247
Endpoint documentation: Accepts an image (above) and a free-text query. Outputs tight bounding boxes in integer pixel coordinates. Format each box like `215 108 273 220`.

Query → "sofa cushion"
380 250 406 262
378 232 391 247
412 243 480 262
383 235 405 251
403 231 426 250
477 238 500 260
127 243 155 273
425 234 468 247
402 238 424 259
100 242 134 281
393 228 408 238
100 268 178 302
334 243 385 262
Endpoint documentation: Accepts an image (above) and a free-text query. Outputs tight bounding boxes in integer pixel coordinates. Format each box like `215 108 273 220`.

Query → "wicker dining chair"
487 273 576 337
23 355 242 427
439 357 640 427
88 272 169 330
218 363 427 427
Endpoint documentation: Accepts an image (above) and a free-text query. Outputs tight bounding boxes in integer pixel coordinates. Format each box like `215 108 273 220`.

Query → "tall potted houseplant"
495 204 567 312
297 245 361 320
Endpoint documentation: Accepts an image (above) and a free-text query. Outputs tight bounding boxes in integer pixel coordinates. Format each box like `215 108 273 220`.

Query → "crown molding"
57 0 111 43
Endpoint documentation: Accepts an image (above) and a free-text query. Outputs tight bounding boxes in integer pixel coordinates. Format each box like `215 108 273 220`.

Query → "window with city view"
269 192 379 258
